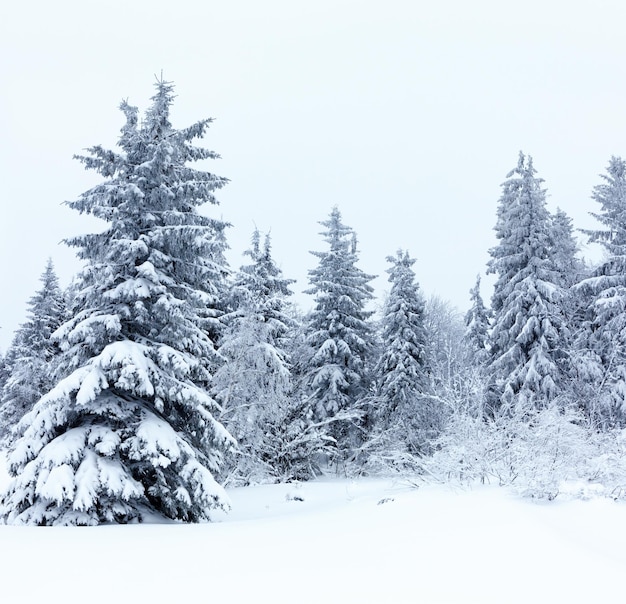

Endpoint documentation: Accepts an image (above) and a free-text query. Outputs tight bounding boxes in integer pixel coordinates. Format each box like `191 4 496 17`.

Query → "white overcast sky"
2 0 626 352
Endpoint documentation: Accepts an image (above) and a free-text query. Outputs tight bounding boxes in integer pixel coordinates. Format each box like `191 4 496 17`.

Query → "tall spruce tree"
463 274 490 364
303 207 376 454
0 80 234 525
0 260 66 444
374 250 428 453
551 209 582 289
575 156 626 426
213 230 298 483
487 152 569 412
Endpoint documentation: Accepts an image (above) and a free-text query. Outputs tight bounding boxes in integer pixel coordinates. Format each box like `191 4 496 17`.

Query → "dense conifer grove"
2 81 626 524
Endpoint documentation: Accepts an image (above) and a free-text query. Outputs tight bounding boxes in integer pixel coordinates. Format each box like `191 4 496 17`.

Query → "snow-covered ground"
1 457 625 604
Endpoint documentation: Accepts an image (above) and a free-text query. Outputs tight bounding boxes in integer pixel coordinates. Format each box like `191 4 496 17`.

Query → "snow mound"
1 453 625 603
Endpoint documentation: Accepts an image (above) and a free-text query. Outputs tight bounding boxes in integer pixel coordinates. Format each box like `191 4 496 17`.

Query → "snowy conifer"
213 230 298 483
303 207 376 453
0 80 234 525
373 250 428 453
0 259 66 444
487 153 569 412
463 275 490 364
574 157 626 426
550 207 586 340
551 209 582 288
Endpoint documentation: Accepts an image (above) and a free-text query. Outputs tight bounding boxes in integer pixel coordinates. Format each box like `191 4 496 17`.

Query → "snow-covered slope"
0 458 624 604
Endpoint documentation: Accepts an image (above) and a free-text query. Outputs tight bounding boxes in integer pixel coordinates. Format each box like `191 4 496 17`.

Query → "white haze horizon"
2 0 624 352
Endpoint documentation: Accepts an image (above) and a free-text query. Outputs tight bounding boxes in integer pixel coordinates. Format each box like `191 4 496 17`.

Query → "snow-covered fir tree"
487 152 570 412
0 80 234 525
213 229 303 483
551 208 583 289
463 274 490 364
278 307 335 480
302 207 376 457
0 259 66 445
372 250 428 455
574 156 626 426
